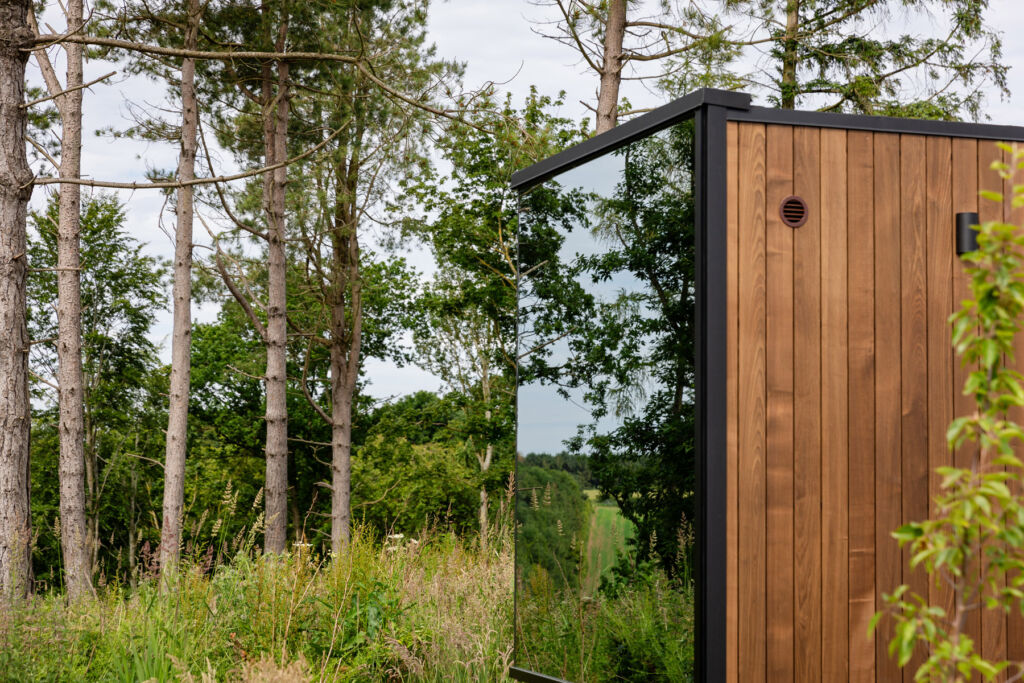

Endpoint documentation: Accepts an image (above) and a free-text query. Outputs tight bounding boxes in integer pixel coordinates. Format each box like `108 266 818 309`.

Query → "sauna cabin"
510 88 1024 682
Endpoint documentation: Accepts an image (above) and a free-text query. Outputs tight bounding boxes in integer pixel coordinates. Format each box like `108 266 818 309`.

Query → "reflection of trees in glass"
515 121 696 681
516 185 592 388
520 121 696 578
587 120 696 578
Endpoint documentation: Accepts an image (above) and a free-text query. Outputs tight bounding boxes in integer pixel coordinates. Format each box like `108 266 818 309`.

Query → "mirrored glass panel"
515 119 696 682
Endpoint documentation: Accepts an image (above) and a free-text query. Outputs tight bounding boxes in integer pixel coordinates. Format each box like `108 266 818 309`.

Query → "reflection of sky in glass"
517 134 672 456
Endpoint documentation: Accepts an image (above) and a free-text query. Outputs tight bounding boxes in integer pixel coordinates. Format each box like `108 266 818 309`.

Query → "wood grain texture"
725 121 740 683
979 139 1007 668
737 122 767 682
765 124 795 682
792 127 822 683
926 135 954 623
900 134 930 680
848 129 877 683
874 131 903 683
727 124 1008 681
820 127 850 681
951 136 981 647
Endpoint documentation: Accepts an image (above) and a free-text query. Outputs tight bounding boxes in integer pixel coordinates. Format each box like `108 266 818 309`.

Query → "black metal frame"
694 102 729 683
510 88 1024 683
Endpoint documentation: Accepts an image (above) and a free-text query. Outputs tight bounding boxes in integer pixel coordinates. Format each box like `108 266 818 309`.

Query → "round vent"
779 195 808 228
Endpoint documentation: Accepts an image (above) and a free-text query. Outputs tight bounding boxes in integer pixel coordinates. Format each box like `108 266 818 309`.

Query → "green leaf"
868 611 882 637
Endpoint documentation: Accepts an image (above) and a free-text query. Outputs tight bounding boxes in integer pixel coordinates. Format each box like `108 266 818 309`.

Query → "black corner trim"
509 666 573 683
695 103 730 683
509 88 751 191
729 106 1024 141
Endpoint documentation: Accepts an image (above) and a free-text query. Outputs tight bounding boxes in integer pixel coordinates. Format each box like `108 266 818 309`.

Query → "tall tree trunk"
0 0 34 600
781 0 800 109
595 0 626 134
262 54 290 554
128 435 138 587
160 0 201 574
83 397 100 573
329 340 356 553
53 0 92 600
28 2 94 588
478 353 493 545
329 163 361 554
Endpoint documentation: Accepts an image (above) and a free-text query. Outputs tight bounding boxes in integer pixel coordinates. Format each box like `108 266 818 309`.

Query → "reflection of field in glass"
582 492 634 596
515 569 694 682
516 487 693 682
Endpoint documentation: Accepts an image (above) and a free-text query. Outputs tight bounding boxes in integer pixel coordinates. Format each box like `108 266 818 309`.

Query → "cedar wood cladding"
725 121 1024 682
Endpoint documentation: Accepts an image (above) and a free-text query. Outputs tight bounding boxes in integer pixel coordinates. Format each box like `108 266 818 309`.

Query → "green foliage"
522 452 598 491
402 90 588 533
353 435 478 535
876 143 1024 680
755 0 1007 119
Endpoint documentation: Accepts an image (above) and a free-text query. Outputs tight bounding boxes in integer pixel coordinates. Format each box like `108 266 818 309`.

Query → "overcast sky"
25 0 1024 399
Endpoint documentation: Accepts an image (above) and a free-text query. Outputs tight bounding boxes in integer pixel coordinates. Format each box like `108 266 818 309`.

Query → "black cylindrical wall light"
956 211 980 256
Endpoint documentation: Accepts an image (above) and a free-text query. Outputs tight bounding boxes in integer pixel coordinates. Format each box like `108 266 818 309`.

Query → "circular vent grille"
779 195 809 228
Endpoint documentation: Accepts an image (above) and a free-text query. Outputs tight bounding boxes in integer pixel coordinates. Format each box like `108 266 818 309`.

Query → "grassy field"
581 493 634 596
0 529 513 682
0 507 690 682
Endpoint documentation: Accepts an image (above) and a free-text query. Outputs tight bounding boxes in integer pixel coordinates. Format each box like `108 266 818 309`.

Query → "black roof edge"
729 105 1024 141
509 88 751 191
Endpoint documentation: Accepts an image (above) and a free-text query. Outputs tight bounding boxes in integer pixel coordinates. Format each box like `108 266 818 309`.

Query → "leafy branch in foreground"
874 143 1024 681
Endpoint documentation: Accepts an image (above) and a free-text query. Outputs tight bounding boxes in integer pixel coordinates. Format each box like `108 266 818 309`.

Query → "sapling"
875 143 1024 681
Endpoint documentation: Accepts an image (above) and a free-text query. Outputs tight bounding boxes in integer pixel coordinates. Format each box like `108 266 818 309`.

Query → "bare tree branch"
29 371 59 391
301 339 331 425
27 7 68 119
227 364 266 381
197 116 267 239
21 71 117 109
26 137 60 170
33 119 348 189
29 33 366 65
200 219 269 342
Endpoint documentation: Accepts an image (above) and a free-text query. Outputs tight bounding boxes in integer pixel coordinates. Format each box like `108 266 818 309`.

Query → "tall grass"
0 527 513 682
514 574 694 682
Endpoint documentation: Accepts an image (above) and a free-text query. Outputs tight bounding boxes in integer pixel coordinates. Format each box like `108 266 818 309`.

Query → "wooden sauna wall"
724 121 1024 682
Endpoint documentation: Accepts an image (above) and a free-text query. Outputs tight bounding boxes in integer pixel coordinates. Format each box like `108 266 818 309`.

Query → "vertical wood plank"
821 127 849 681
847 129 877 683
874 132 902 682
979 139 1007 668
901 134 930 681
952 137 981 647
738 122 768 682
765 124 795 683
926 136 954 625
1005 141 1024 664
793 126 822 683
726 121 740 683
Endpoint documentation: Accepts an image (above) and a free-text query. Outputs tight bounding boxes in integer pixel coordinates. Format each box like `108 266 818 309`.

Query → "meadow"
581 493 635 596
0 529 513 682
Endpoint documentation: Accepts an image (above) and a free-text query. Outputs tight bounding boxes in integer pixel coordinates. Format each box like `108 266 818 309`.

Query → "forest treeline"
0 0 1011 602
